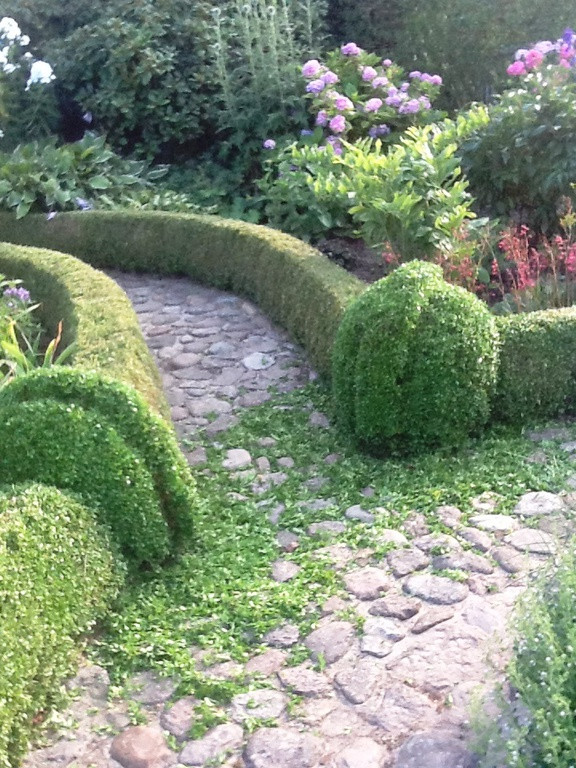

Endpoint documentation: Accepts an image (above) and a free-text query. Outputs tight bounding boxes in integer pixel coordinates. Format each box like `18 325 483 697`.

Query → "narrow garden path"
24 273 575 768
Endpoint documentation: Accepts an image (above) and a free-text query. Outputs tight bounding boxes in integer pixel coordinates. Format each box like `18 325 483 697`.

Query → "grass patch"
90 382 576 713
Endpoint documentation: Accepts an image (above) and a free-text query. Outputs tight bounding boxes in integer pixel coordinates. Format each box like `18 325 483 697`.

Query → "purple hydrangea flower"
409 70 422 79
3 286 30 303
361 66 378 81
372 76 388 88
306 78 326 94
563 28 575 45
341 42 361 56
382 58 392 67
368 123 391 138
315 110 328 126
263 138 276 149
334 95 354 111
385 93 405 108
302 59 322 77
321 70 339 85
326 136 343 155
365 97 383 112
399 98 421 114
329 114 346 133
400 82 410 92
429 74 442 86
419 96 431 110
300 129 313 136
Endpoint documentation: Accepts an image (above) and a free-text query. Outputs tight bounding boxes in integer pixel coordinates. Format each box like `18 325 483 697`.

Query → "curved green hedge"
0 241 168 417
0 369 197 568
0 484 123 768
0 210 365 377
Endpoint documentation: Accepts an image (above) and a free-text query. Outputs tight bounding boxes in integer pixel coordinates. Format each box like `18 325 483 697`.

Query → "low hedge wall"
0 484 123 768
0 369 197 569
0 211 365 377
0 241 168 417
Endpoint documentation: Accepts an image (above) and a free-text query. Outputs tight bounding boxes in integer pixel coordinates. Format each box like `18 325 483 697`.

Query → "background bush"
333 261 500 454
0 483 123 768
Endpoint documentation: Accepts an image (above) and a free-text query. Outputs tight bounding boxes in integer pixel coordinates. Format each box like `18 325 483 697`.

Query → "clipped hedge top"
0 210 365 376
0 240 168 417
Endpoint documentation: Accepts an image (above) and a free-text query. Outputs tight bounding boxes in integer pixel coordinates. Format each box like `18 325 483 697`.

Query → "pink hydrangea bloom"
329 114 346 133
334 95 354 111
301 59 321 77
315 110 328 126
326 136 343 154
507 60 526 76
341 42 361 56
524 49 544 69
365 97 383 112
321 70 339 85
263 139 276 149
382 58 392 67
372 76 388 88
361 66 378 81
306 79 326 94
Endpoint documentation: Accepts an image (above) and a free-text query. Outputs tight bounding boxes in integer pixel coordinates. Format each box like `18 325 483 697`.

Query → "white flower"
0 17 22 42
25 60 55 90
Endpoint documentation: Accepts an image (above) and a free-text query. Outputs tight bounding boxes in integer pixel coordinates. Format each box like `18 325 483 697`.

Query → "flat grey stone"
110 726 174 768
387 548 430 577
267 503 286 525
239 391 271 407
338 737 388 768
334 658 379 704
308 411 330 428
186 447 207 466
361 617 406 657
308 520 347 536
244 727 322 768
168 352 200 370
345 505 375 524
395 732 478 768
278 665 331 697
231 690 287 723
324 453 342 464
305 476 329 491
299 498 337 512
375 529 408 547
403 575 468 605
243 352 275 370
222 448 252 470
432 551 494 575
470 492 501 514
414 533 461 554
129 671 177 706
207 341 237 357
256 456 271 472
205 414 239 434
180 723 243 766
458 527 492 552
561 440 576 453
305 621 355 664
245 649 287 677
160 696 196 742
527 427 571 442
369 595 421 620
411 606 455 634
277 456 295 468
344 567 390 600
264 623 300 648
434 505 463 529
276 530 299 552
189 398 232 417
513 491 566 517
505 528 557 555
492 545 525 574
271 560 301 582
469 514 519 533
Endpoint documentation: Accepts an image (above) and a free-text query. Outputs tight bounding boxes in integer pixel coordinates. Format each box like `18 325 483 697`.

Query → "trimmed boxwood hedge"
0 211 365 377
0 241 168 417
333 262 500 453
0 484 123 768
0 369 197 569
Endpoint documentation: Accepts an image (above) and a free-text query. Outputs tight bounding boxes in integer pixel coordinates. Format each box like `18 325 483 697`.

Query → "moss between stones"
0 210 365 377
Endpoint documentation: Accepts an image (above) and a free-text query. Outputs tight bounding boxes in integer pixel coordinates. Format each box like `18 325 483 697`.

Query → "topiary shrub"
333 261 500 453
0 483 123 768
0 369 197 569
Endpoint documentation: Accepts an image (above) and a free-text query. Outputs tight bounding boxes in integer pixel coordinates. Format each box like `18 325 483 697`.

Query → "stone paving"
23 273 576 768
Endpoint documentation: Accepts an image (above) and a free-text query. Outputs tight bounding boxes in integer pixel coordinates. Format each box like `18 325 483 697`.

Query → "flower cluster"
3 285 31 303
0 17 54 90
506 27 576 79
300 43 442 152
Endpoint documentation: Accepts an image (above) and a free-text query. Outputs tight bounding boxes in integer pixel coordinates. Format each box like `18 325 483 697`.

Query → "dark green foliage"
0 241 167 415
326 0 404 57
0 368 197 559
494 309 576 423
0 483 122 767
333 261 500 453
0 211 364 376
460 80 576 231
49 0 216 159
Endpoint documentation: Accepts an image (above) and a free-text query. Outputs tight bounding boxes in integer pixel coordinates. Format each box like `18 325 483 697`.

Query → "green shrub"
326 0 403 57
0 369 197 568
0 241 167 415
0 483 123 767
494 309 576 423
0 135 168 219
0 210 364 376
333 261 500 453
460 48 576 232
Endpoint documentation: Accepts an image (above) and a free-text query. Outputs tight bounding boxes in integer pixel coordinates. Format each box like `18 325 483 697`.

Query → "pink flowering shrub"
300 43 442 151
